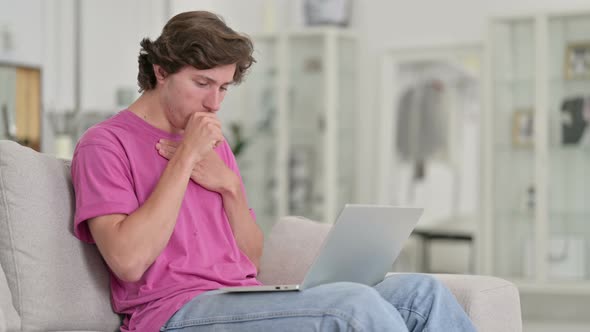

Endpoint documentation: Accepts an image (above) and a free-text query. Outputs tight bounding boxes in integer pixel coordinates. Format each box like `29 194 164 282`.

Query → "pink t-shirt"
71 110 261 332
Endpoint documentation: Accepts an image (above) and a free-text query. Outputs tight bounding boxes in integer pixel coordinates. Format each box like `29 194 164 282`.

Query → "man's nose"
204 89 222 112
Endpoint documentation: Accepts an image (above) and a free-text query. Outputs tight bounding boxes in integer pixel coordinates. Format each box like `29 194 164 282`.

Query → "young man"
72 11 476 332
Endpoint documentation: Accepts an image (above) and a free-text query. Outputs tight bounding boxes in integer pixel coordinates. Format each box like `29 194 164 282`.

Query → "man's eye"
220 86 229 91
195 81 208 87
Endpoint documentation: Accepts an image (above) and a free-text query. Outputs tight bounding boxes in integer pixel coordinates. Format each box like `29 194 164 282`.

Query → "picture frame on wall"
564 42 590 79
512 109 534 148
303 0 352 27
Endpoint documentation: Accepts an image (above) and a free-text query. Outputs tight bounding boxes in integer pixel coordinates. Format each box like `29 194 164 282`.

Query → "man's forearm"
117 150 194 263
221 183 264 270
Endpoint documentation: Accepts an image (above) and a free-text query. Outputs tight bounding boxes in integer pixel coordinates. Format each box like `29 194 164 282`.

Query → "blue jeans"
160 274 476 331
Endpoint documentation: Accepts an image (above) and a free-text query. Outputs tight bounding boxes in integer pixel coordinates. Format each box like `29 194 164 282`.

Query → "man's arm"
88 144 196 282
220 183 264 270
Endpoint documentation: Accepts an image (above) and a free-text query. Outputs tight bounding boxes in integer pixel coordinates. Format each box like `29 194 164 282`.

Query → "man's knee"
376 273 454 306
407 273 443 290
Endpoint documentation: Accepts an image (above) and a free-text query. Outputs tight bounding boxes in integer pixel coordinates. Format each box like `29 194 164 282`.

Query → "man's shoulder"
77 113 132 147
72 124 132 170
74 115 133 157
77 125 119 149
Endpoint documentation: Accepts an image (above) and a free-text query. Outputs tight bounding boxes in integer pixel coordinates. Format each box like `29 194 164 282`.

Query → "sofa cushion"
0 260 20 331
258 216 332 285
0 141 120 331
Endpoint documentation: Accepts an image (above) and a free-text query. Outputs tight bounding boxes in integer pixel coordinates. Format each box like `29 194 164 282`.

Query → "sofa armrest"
422 274 522 332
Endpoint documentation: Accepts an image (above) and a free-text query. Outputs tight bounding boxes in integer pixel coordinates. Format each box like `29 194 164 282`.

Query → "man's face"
160 64 236 130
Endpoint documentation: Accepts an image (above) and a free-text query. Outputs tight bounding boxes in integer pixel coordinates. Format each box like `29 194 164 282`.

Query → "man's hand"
157 139 239 194
181 112 224 164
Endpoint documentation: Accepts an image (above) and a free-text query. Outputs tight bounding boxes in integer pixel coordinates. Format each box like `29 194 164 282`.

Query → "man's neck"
128 91 182 135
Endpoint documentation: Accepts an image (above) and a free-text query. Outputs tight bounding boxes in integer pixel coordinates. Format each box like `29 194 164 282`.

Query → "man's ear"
153 64 168 83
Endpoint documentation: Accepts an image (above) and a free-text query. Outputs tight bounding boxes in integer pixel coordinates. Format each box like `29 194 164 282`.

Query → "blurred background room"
1 0 589 330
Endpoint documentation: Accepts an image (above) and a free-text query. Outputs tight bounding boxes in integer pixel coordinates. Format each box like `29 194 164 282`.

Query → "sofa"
0 140 522 331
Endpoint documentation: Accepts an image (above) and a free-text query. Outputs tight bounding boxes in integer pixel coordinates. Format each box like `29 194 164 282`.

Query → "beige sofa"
0 140 522 331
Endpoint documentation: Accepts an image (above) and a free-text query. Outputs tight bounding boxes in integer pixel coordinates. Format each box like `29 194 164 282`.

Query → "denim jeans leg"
161 282 409 332
373 274 477 332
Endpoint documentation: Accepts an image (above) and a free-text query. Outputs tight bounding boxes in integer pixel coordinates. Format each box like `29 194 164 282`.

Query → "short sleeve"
71 143 139 243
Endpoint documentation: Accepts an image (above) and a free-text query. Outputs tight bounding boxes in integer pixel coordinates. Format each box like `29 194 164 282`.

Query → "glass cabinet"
231 28 358 233
482 11 590 290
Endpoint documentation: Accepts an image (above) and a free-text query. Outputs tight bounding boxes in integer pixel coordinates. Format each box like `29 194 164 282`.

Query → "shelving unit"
481 11 590 292
232 28 358 233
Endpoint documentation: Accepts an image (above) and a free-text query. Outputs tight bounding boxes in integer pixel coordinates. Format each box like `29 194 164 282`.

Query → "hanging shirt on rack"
395 80 449 180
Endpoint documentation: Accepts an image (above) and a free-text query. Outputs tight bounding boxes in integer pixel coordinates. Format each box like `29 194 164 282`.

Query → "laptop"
220 204 423 293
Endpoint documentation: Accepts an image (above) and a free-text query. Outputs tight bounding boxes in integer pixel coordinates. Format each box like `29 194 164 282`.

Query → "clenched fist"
181 112 224 163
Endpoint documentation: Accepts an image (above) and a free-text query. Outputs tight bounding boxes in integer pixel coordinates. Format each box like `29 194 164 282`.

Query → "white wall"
81 0 165 111
0 0 43 66
42 0 75 114
170 0 268 33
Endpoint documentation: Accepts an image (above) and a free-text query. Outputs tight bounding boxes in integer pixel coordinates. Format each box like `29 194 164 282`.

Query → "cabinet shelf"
491 145 590 154
493 77 590 84
494 211 590 224
550 77 590 83
512 279 590 295
493 144 535 152
549 145 590 151
494 211 535 224
493 77 534 84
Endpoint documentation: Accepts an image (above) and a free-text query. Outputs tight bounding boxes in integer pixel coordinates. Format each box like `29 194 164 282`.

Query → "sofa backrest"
0 259 20 331
0 140 120 331
258 216 332 285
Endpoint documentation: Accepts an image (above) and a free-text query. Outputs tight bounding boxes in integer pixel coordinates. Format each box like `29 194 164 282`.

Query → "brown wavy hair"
137 11 255 92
